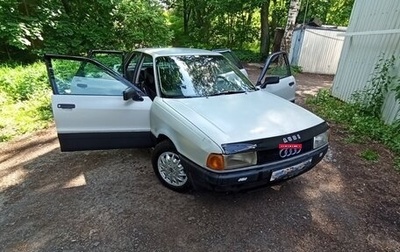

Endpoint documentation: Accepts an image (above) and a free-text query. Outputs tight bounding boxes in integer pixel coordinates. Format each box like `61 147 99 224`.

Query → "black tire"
152 140 191 192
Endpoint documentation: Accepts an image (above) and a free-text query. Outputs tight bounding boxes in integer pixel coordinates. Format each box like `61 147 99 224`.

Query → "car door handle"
77 83 87 88
289 82 295 86
57 104 75 109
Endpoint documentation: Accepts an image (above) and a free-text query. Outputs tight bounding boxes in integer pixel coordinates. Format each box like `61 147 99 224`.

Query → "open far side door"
256 51 297 102
88 50 126 75
44 54 153 151
212 49 249 77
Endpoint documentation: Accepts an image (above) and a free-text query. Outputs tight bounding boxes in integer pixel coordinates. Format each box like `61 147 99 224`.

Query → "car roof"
134 47 221 57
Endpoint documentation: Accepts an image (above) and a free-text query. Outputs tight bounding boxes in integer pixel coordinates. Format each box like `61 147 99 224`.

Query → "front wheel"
152 140 191 192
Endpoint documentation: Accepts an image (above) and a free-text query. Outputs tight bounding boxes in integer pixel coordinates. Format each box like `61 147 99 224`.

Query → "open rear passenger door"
44 54 153 151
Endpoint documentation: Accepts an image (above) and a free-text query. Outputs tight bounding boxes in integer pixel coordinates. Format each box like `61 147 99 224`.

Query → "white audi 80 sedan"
44 48 329 192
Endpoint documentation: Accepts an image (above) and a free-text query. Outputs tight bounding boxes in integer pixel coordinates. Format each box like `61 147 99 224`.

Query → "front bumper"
181 145 328 192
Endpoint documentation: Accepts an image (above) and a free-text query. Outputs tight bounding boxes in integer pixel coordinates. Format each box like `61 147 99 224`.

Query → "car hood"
162 91 325 145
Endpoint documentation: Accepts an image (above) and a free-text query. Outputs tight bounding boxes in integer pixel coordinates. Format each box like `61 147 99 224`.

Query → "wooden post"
272 28 284 53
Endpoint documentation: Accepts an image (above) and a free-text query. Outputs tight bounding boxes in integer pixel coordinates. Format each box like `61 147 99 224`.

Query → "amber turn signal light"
206 154 225 170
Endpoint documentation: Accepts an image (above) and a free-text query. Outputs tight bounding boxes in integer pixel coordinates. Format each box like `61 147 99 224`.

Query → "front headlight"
206 152 257 170
224 152 257 170
313 131 329 149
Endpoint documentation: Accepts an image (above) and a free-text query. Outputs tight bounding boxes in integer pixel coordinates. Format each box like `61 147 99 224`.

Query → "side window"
125 53 141 82
139 55 156 98
127 53 141 69
265 53 291 79
51 58 128 96
156 57 183 97
142 55 153 65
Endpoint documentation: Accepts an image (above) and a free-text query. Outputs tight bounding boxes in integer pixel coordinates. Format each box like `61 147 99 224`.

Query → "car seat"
144 67 156 100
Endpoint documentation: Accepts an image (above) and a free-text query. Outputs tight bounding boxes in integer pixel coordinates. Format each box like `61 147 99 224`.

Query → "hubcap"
158 151 187 187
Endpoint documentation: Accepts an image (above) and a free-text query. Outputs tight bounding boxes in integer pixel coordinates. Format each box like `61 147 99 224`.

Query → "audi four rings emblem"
279 147 302 158
278 143 302 158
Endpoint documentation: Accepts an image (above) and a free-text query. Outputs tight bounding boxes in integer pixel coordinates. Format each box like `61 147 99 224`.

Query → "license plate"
270 159 312 182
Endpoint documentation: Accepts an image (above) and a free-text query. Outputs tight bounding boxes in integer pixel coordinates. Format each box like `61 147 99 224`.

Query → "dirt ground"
1 68 399 252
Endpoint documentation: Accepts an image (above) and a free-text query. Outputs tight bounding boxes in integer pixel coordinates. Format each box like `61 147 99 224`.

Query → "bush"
232 50 261 62
0 62 52 141
0 62 50 102
307 89 400 169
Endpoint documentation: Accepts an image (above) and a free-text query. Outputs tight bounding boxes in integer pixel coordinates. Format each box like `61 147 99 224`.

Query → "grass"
307 89 400 170
0 62 53 141
360 149 379 162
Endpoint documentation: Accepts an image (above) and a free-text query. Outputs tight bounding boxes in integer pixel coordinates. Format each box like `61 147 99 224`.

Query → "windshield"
156 55 256 98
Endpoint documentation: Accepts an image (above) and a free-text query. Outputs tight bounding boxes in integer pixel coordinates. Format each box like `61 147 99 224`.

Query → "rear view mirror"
259 76 280 88
123 87 144 101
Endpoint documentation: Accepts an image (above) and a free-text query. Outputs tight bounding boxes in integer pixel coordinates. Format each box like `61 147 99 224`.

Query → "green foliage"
290 65 302 74
352 55 399 118
395 157 400 171
307 89 400 170
0 0 355 61
0 63 52 141
114 0 173 48
326 0 355 26
360 149 379 162
0 62 49 101
297 0 354 26
0 0 172 61
233 50 261 62
165 0 354 50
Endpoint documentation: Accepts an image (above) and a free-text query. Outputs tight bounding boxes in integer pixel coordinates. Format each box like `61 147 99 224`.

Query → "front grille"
257 139 313 164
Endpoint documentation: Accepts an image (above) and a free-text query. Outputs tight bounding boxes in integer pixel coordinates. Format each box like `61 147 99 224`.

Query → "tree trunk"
260 0 271 60
281 0 301 54
5 44 12 61
183 0 191 35
22 0 30 16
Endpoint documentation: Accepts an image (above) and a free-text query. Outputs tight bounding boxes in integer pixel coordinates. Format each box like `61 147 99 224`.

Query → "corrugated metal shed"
332 0 400 124
289 26 346 75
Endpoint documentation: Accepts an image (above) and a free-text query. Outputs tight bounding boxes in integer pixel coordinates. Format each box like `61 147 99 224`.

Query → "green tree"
0 0 172 61
113 0 173 49
0 0 44 61
297 0 354 26
326 0 354 26
0 0 355 62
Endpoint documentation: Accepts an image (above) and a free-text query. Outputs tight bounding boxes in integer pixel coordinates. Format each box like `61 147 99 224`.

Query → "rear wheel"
152 140 191 192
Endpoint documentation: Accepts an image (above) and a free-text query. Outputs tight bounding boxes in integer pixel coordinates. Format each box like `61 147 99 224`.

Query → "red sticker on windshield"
279 144 302 149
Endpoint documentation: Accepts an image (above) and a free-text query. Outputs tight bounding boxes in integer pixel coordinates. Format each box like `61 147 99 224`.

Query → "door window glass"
51 58 128 96
89 51 124 74
265 53 291 79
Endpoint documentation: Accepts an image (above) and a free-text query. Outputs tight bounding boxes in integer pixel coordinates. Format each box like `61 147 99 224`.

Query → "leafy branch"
352 55 400 120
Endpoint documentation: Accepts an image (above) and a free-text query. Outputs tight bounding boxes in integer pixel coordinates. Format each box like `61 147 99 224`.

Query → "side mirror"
259 76 280 88
123 87 144 101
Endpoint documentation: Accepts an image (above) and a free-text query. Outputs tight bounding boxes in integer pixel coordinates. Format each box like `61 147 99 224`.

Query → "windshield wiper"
209 90 246 97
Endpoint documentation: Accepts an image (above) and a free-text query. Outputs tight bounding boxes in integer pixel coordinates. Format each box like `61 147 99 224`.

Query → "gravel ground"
0 68 399 252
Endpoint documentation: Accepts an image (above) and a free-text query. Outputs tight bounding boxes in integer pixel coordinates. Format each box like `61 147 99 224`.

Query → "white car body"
45 48 328 192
